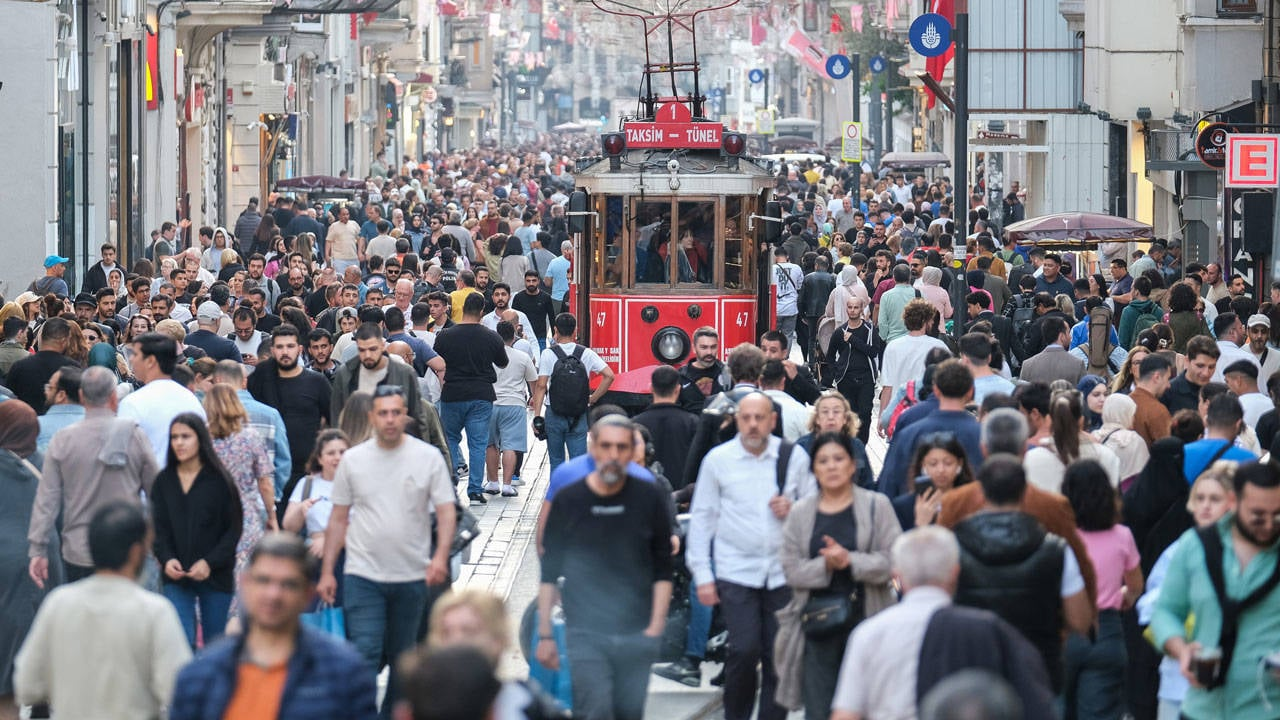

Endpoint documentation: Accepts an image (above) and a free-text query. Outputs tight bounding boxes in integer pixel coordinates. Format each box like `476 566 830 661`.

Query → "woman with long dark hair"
501 234 529 289
1165 281 1209 354
150 413 243 649
891 432 976 531
775 433 899 719
1061 459 1143 720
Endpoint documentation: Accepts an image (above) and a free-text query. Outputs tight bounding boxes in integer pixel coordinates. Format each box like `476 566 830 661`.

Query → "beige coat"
774 488 901 711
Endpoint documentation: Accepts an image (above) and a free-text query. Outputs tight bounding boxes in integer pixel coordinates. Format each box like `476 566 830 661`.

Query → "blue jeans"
686 583 712 659
344 575 427 719
1065 609 1127 720
439 399 493 495
545 407 588 473
162 582 233 650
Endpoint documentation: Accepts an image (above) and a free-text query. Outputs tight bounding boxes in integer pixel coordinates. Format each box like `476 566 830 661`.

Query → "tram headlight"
651 326 691 364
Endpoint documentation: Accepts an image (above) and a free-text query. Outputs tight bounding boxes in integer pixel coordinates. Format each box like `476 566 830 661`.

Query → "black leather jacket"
954 511 1068 691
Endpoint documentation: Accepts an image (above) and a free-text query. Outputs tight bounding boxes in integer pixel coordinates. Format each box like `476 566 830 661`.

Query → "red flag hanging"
829 11 843 33
750 11 766 46
924 0 955 109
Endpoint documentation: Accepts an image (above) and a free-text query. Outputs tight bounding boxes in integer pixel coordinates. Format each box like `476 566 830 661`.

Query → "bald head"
387 340 414 366
735 392 777 453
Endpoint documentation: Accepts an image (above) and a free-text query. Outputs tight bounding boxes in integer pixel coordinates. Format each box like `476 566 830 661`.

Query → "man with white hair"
830 526 1055 720
544 241 573 315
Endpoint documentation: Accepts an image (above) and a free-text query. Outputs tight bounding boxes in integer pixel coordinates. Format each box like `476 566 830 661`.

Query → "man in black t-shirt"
678 326 728 412
434 293 509 503
511 270 556 352
247 324 332 483
538 414 674 720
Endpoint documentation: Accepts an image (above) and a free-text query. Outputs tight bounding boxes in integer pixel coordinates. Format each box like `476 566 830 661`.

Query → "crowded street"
7 0 1280 719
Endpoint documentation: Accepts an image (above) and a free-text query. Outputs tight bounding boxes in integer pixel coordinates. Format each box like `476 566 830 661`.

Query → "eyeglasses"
373 385 404 399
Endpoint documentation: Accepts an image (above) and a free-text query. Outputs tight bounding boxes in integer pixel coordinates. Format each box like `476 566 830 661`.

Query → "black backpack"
1010 296 1037 360
548 345 591 423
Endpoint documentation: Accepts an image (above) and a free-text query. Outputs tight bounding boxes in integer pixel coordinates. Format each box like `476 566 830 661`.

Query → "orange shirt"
222 662 288 720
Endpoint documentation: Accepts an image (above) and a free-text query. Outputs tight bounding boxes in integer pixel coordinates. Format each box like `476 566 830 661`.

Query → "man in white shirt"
1245 314 1280 383
480 282 536 341
325 205 365 274
959 332 1015 403
15 503 191 719
1211 312 1261 383
118 332 207 465
773 247 803 349
1223 359 1273 431
758 360 809 441
530 313 615 472
687 393 816 720
878 299 950 422
830 526 1055 720
483 319 538 497
318 386 455 716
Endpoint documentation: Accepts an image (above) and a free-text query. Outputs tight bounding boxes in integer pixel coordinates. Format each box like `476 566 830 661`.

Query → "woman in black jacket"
151 412 243 649
825 295 880 443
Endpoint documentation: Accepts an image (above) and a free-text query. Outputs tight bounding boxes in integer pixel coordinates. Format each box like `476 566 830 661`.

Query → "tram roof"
574 148 775 195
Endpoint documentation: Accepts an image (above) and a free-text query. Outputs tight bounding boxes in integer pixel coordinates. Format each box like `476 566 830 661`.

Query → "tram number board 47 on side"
624 122 723 149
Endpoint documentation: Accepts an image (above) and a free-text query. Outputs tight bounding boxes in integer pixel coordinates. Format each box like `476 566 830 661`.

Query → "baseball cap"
1248 313 1271 329
73 292 96 308
44 255 69 268
336 307 358 321
196 301 223 321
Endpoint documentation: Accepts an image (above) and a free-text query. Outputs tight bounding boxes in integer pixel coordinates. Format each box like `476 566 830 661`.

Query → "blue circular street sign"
709 87 724 99
748 68 765 84
826 54 851 80
909 13 952 58
869 55 886 74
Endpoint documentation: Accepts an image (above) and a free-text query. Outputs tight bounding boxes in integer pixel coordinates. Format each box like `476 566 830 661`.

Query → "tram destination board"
623 121 723 149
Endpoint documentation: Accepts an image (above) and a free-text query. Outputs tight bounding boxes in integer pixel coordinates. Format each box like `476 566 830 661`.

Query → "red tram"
566 0 777 395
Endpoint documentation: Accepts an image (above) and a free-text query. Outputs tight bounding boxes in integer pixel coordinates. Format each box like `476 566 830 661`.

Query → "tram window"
635 201 671 285
724 197 748 290
675 201 715 286
600 196 623 288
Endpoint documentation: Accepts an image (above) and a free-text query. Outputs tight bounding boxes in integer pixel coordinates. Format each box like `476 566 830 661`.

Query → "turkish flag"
924 0 955 109
829 11 843 33
750 11 766 46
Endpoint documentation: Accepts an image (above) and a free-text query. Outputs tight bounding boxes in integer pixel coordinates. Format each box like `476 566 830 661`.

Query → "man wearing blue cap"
29 255 70 298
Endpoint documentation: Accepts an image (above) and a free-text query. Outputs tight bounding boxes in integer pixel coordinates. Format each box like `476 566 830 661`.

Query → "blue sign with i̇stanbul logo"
909 13 952 58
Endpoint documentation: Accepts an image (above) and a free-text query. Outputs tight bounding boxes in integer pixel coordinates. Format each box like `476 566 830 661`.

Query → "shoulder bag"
799 498 874 638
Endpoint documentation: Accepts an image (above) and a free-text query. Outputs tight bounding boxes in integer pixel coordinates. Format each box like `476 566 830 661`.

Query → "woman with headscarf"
825 266 869 324
914 266 952 319
1093 393 1151 492
501 234 529 289
1078 375 1109 432
0 401 61 718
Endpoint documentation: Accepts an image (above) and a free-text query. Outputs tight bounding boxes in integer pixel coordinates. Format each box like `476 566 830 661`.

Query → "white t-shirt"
773 262 803 317
763 389 810 441
118 378 207 465
537 342 608 408
330 437 455 583
1240 392 1273 430
288 475 335 536
494 345 538 406
879 334 950 391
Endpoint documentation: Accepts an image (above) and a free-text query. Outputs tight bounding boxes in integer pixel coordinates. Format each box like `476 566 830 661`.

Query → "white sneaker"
501 485 518 497
511 476 526 486
482 481 501 495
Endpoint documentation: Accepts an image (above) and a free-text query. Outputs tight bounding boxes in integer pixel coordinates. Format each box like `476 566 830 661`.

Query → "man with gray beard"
537 414 674 720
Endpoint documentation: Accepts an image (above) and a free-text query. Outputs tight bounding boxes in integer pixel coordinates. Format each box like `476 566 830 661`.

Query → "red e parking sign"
1226 134 1280 188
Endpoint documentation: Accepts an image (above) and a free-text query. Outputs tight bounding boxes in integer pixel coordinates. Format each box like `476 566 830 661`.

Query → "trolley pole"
952 0 969 339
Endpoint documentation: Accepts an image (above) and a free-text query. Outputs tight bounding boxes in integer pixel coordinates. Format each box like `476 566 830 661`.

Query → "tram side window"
600 196 623 288
675 201 715 286
635 201 671 285
724 197 748 290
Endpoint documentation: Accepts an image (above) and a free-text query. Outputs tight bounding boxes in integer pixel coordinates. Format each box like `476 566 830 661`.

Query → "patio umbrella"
1004 212 1154 246
551 122 587 133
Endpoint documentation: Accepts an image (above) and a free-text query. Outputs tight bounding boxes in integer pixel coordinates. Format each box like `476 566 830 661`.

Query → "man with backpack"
1067 298 1125 379
1151 461 1280 720
531 312 614 472
1004 275 1038 362
1118 276 1161 349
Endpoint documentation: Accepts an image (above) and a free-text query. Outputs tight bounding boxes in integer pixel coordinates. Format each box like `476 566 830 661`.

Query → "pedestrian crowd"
2 145 1280 720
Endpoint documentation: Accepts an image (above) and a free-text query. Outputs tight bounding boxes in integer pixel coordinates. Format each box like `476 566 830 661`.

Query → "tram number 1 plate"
624 122 723 149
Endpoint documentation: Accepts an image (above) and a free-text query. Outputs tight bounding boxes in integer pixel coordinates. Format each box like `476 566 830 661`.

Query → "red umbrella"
607 364 669 395
1004 212 1154 246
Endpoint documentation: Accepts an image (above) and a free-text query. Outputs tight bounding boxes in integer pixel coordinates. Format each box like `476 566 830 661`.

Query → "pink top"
1078 525 1140 610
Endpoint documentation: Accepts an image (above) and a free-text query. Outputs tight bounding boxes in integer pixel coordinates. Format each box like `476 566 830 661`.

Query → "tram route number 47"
735 311 750 327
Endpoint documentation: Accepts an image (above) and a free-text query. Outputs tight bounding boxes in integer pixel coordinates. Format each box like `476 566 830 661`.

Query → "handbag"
301 602 346 638
451 502 481 557
799 498 874 639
